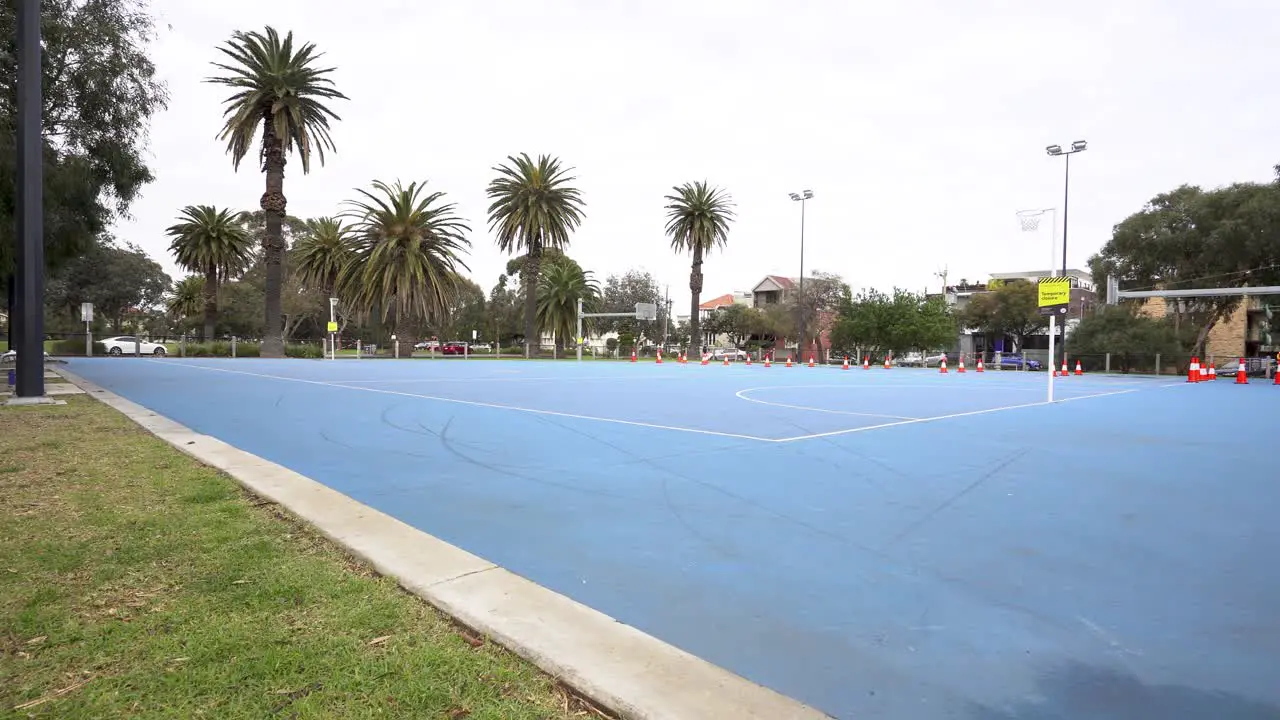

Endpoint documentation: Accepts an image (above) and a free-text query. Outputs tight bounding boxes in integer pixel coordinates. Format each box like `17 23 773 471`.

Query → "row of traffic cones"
1189 356 1280 385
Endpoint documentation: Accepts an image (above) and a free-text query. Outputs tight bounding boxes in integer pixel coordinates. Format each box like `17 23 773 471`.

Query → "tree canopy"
45 236 170 332
1089 175 1280 351
831 288 956 356
0 0 169 283
956 281 1045 353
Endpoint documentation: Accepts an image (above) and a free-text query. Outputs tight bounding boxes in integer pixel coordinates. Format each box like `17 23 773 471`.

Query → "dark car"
996 354 1042 371
441 342 467 355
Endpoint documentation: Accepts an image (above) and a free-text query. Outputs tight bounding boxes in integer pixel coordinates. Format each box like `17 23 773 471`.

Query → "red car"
441 343 467 355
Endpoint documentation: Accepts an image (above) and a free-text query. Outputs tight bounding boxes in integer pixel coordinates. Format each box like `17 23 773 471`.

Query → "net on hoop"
1017 213 1043 232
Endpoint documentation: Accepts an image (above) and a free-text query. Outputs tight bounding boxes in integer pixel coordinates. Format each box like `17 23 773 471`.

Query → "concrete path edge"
55 367 832 720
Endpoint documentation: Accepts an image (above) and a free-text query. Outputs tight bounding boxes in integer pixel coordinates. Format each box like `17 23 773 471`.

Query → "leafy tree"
788 271 849 353
835 288 957 357
208 26 347 357
537 262 599 353
340 180 470 347
668 320 691 349
0 0 169 283
1090 178 1280 353
957 281 1046 354
46 237 170 332
486 274 522 347
436 276 486 344
294 216 356 334
167 276 204 326
665 181 735 354
1068 304 1185 372
599 269 662 339
165 206 255 340
717 303 761 347
505 247 582 283
486 153 586 357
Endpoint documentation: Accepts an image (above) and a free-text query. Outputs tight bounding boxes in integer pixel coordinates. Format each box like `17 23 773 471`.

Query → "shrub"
285 343 323 358
52 338 106 356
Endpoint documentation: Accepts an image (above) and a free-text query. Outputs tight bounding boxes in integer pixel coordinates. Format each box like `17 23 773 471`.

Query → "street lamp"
1045 140 1086 370
789 189 813 359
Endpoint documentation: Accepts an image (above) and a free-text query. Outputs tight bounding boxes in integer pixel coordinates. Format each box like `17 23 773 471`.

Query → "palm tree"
537 262 599 355
165 206 255 341
340 180 471 346
167 275 205 326
485 153 586 357
664 181 735 355
207 26 348 358
294 217 355 298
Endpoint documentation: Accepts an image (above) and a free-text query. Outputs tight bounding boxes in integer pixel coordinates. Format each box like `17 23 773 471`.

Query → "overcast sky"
117 0 1280 315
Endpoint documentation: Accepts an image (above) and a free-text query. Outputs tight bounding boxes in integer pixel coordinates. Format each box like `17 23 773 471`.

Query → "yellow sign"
326 321 338 332
1037 277 1071 307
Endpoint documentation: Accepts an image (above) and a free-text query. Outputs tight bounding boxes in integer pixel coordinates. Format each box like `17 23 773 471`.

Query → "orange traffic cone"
1187 357 1199 383
808 355 816 368
957 357 967 373
1208 363 1217 380
630 348 637 363
1199 362 1209 382
723 355 730 366
700 353 709 366
745 354 752 366
862 356 870 370
883 356 892 369
842 356 850 370
764 355 771 368
976 358 985 373
1236 358 1248 384
1074 360 1084 376
1274 366 1280 385
786 355 793 368
939 357 948 373
1060 360 1069 377
656 349 663 364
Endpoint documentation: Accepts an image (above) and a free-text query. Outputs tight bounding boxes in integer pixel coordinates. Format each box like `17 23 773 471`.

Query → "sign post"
1037 276 1072 402
80 302 93 357
327 298 339 360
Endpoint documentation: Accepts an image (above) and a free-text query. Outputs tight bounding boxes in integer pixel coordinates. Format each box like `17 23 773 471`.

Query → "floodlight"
789 193 801 201
1046 145 1063 156
803 189 814 199
1071 140 1088 152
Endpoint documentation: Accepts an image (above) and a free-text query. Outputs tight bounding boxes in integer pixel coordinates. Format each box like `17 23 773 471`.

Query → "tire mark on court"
883 447 1031 550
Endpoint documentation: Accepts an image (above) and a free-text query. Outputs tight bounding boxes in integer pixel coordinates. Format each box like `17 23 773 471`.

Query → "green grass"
0 397 608 719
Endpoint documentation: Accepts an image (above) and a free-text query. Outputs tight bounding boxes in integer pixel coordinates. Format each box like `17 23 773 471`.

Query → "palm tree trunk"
259 119 288 358
202 264 218 342
688 244 704 356
522 244 542 358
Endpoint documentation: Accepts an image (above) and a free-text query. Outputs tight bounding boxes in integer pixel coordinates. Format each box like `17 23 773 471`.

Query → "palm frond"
664 181 736 255
165 205 256 282
207 26 348 173
339 180 472 326
485 152 586 256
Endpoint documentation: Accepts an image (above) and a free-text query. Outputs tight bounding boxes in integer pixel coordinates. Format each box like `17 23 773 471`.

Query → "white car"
0 349 50 363
710 347 749 361
100 336 167 356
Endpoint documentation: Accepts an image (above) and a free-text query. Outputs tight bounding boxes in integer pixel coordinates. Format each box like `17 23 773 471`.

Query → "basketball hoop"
1017 210 1044 232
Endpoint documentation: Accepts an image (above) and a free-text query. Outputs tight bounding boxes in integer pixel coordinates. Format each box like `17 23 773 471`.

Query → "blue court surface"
64 358 1280 719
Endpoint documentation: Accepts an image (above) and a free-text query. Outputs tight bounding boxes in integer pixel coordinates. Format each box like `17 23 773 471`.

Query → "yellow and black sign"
326 321 338 333
1037 276 1072 307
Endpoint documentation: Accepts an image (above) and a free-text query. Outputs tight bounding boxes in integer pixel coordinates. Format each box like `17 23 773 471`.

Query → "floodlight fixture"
1046 145 1063 156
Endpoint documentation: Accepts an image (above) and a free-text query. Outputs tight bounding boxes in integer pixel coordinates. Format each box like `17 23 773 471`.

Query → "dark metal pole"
797 198 806 360
1060 152 1071 368
15 0 44 398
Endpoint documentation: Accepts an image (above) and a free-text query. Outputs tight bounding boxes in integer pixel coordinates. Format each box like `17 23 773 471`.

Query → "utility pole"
661 285 670 349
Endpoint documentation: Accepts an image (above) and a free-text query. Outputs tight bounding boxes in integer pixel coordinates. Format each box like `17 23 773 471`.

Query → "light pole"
12 0 44 400
1046 140 1086 367
788 189 813 359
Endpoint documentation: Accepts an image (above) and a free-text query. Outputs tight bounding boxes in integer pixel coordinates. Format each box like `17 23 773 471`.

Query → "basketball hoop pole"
1019 208 1058 402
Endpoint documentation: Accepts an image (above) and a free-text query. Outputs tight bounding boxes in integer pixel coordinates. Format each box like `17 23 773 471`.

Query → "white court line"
327 375 696 385
149 361 774 443
735 386 921 420
772 388 1143 443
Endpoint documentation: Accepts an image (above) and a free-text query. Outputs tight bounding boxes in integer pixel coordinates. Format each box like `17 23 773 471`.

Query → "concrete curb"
54 367 831 720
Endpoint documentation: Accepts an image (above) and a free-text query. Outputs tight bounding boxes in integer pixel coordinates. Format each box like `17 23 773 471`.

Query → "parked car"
100 336 167 356
440 342 468 355
710 347 748 361
1217 357 1274 378
995 354 1042 371
0 349 50 363
896 352 925 367
923 353 949 368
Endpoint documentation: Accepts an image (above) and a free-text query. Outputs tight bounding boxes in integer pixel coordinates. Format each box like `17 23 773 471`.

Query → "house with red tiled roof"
750 275 797 308
749 275 837 360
